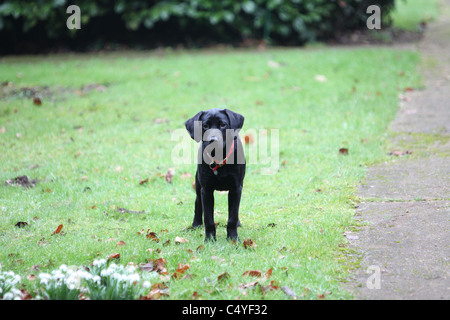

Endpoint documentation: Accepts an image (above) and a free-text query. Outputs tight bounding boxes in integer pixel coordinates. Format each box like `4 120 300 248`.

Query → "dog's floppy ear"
185 111 204 142
223 109 244 130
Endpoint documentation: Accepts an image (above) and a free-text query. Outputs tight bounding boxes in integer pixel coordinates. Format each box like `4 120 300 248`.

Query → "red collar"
205 140 235 174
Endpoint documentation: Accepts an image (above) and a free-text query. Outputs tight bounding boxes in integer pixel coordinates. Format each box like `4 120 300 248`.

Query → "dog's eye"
202 124 209 130
220 123 227 128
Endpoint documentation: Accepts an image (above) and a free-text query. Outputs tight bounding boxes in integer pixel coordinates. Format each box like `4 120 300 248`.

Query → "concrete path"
345 1 450 299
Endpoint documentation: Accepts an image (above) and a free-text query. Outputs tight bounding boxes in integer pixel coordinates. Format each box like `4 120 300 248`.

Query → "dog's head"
185 108 244 147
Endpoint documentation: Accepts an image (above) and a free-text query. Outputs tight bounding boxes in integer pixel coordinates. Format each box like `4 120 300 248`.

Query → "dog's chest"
200 166 243 191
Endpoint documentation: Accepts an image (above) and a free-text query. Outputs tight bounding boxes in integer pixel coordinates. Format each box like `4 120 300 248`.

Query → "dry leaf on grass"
107 253 120 262
175 236 189 244
338 148 349 155
165 168 175 183
172 264 190 279
51 224 63 235
217 272 230 283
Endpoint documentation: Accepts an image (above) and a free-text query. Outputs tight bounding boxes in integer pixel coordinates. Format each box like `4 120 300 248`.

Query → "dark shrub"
0 0 395 53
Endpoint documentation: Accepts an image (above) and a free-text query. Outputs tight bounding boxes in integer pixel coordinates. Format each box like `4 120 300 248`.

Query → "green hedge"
0 0 395 52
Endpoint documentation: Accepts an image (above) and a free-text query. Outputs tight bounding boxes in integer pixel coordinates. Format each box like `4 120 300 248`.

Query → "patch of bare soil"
331 27 424 46
4 175 38 188
0 81 109 102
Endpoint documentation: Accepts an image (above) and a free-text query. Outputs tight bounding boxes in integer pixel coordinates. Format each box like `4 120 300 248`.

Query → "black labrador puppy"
185 108 246 241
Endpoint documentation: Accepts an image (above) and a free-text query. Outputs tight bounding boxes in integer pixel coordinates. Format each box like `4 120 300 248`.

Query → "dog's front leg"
201 187 216 241
227 186 242 241
192 173 203 228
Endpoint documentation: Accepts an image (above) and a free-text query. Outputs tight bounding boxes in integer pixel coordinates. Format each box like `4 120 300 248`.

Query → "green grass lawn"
0 47 421 299
391 0 440 30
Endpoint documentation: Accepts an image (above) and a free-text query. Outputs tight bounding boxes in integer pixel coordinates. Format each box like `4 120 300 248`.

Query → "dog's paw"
226 231 239 242
192 221 203 228
204 232 217 242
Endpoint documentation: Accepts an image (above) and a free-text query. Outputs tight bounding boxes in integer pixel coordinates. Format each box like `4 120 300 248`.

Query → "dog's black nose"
209 136 217 143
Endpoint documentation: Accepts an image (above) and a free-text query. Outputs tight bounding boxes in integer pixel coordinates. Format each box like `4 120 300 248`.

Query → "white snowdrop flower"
59 264 68 272
118 274 127 282
0 287 3 294
12 288 21 295
111 273 121 281
100 269 110 277
128 273 140 283
126 265 136 273
11 288 22 300
143 281 151 288
82 271 93 281
12 274 21 285
93 275 101 284
66 274 77 285
3 292 14 300
40 272 51 278
93 259 106 267
52 271 64 281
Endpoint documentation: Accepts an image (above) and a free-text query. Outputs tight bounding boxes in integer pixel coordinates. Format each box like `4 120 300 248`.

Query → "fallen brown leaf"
52 224 63 235
27 274 36 281
261 280 280 293
139 286 169 300
172 264 190 279
107 253 120 262
243 238 257 249
19 289 33 300
33 97 42 105
242 270 262 277
239 281 259 289
243 133 254 144
338 148 349 155
217 272 230 283
317 291 331 299
165 168 175 183
15 221 28 228
152 258 168 274
146 231 160 242
175 236 189 244
139 262 154 272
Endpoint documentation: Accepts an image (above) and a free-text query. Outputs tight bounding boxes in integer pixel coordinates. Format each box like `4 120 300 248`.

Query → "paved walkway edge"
344 1 450 300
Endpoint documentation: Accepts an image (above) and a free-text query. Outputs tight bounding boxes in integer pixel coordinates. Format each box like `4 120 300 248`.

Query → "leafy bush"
0 0 396 52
